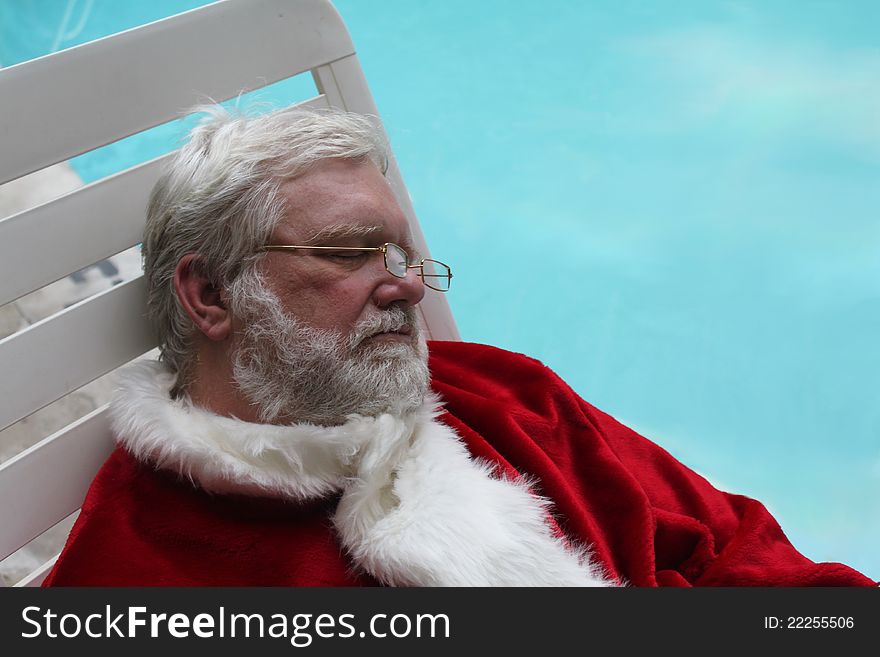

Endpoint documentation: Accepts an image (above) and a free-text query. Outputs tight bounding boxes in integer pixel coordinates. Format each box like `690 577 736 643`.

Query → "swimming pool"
3 0 878 579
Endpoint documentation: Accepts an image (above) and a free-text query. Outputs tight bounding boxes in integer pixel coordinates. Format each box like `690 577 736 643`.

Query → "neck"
184 343 266 423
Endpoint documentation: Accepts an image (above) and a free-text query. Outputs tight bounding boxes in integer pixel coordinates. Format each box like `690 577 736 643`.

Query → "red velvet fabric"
44 341 875 587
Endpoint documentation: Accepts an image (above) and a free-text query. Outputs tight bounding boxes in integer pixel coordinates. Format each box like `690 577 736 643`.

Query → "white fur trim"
112 361 616 587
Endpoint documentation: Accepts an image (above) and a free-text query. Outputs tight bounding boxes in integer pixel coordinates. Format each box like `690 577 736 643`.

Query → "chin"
360 341 419 359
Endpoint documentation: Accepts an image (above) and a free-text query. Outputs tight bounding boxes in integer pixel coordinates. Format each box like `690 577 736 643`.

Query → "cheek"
260 259 380 331
262 263 328 317
312 282 375 330
281 279 376 333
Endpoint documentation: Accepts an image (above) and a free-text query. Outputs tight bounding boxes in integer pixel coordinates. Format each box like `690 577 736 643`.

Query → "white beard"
229 276 429 425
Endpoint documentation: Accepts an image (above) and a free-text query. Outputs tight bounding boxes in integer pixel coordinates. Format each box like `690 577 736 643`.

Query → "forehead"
272 158 411 244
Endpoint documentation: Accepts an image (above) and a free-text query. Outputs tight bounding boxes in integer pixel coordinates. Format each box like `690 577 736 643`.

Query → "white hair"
142 104 389 386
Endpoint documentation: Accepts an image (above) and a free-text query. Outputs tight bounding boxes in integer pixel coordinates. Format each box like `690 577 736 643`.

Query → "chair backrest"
0 0 459 586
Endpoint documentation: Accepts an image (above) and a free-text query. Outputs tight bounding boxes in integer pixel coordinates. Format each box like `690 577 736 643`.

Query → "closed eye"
322 251 371 261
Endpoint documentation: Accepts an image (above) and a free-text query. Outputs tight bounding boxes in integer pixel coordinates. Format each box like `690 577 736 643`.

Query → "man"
45 106 875 586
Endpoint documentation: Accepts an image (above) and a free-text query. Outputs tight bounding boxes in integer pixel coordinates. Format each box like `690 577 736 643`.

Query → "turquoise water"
3 0 878 579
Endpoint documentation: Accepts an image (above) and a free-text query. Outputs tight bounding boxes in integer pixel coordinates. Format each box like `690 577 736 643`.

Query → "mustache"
348 306 418 350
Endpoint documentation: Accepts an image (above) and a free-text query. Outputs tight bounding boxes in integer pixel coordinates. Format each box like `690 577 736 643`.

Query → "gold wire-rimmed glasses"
259 242 453 292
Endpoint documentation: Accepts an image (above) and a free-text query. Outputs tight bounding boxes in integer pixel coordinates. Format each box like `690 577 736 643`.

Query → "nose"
372 265 425 309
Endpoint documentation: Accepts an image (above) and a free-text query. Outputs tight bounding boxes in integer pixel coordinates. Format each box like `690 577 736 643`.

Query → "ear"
173 254 232 341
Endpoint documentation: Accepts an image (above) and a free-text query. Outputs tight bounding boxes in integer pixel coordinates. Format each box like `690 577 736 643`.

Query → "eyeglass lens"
384 243 409 277
383 243 451 291
421 259 451 291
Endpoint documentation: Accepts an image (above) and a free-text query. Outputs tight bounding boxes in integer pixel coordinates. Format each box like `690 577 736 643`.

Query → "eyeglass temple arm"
261 245 384 252
262 246 451 279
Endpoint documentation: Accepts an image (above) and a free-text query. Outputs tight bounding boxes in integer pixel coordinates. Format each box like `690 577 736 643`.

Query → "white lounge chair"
0 0 459 587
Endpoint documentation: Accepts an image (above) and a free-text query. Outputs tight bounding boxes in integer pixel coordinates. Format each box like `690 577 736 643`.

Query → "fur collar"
111 361 615 587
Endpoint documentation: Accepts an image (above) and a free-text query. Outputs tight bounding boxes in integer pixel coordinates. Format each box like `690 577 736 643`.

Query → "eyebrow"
303 223 384 245
303 222 416 253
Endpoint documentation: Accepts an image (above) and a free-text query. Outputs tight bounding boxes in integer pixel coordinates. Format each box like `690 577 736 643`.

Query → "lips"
368 324 413 342
349 310 416 350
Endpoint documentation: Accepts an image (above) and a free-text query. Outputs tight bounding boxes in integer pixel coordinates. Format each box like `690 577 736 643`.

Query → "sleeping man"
45 106 875 586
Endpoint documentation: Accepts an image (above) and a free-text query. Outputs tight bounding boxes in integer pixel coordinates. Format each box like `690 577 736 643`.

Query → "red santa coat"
44 341 875 586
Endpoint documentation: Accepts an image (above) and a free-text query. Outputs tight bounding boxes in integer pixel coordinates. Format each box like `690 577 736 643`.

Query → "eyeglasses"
259 242 453 292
